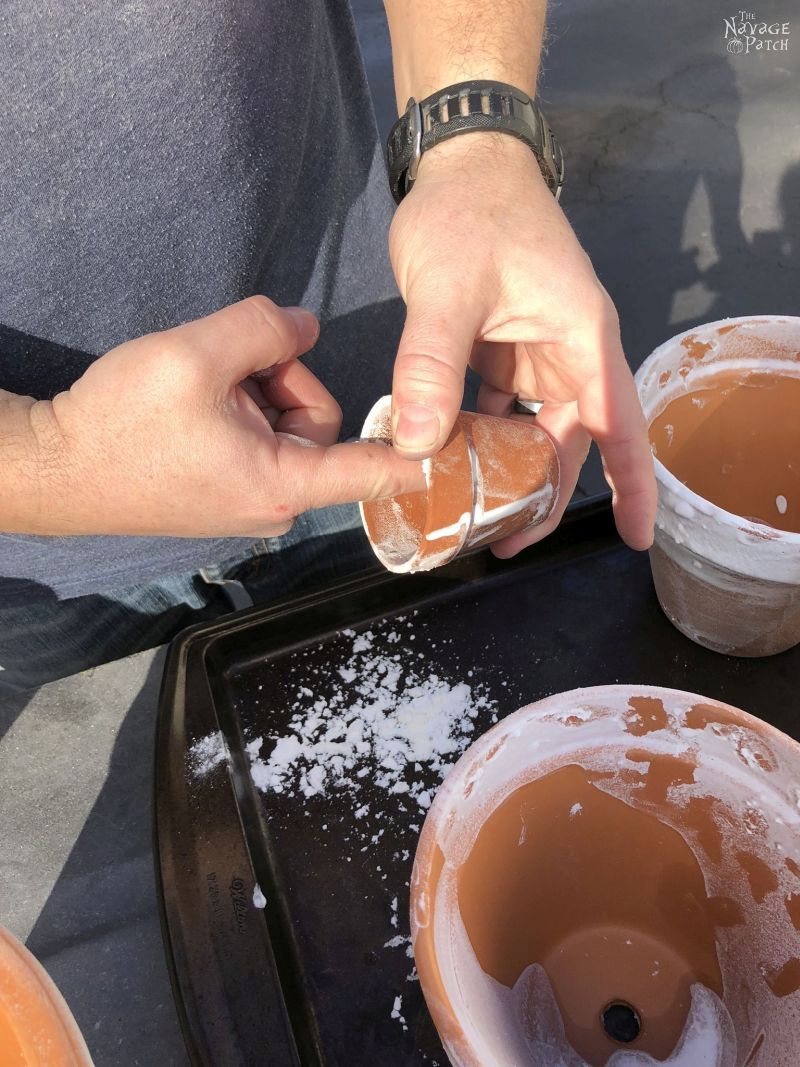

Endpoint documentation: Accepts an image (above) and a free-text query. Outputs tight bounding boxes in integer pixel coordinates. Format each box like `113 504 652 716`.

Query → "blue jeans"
0 505 374 694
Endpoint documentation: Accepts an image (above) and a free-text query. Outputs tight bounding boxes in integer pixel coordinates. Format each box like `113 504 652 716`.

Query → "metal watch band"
387 79 565 205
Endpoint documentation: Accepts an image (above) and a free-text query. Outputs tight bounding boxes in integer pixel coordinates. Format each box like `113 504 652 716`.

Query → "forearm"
383 0 546 112
0 391 64 534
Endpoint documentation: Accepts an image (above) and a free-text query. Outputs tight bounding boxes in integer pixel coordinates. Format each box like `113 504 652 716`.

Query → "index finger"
577 339 657 550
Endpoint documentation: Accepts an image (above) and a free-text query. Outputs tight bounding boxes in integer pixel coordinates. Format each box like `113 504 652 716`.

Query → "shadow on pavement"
25 651 190 1067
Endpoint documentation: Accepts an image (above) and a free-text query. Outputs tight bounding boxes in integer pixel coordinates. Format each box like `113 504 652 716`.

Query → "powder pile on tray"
187 620 497 1046
245 624 497 811
188 730 228 776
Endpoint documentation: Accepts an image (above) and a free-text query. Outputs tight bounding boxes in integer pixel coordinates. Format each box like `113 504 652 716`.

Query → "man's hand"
388 133 656 553
6 297 422 536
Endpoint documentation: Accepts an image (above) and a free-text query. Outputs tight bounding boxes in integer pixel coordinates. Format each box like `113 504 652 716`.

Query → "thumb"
391 289 483 459
163 296 319 384
276 436 425 512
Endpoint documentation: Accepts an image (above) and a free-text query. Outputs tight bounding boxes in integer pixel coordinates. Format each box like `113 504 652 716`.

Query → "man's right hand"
4 297 423 537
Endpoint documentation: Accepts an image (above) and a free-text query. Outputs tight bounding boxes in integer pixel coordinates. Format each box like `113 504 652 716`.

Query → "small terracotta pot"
359 397 560 573
0 924 93 1066
635 316 800 657
411 685 800 1066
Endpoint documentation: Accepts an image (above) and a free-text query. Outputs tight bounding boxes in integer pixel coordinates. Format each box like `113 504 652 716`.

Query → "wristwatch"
387 79 565 205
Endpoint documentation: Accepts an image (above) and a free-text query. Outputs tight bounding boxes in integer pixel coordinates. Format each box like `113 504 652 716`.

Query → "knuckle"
148 339 205 392
395 349 463 397
602 443 651 492
569 292 622 360
584 283 620 336
242 293 279 323
312 395 343 429
240 295 295 351
379 466 408 502
605 431 640 455
314 448 349 500
598 293 621 336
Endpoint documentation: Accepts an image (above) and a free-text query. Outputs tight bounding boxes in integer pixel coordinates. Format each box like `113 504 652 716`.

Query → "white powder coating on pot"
452 964 735 1066
673 499 696 520
606 985 736 1065
386 499 420 558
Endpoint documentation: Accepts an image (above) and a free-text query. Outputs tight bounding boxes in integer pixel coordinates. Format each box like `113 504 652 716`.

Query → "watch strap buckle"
404 97 423 197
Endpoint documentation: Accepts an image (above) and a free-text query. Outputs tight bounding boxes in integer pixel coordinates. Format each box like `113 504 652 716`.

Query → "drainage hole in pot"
602 1001 641 1043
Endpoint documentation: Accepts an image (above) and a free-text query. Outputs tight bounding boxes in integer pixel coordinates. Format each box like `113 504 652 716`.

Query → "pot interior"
649 369 800 535
359 396 476 572
361 488 429 570
414 687 800 1066
636 317 800 541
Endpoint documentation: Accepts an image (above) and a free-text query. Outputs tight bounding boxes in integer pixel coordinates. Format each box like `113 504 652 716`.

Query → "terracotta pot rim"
634 315 800 549
357 395 473 572
418 682 800 833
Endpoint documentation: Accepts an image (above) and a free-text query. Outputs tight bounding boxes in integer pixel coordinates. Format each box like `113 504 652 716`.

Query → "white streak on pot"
426 512 472 542
473 484 554 527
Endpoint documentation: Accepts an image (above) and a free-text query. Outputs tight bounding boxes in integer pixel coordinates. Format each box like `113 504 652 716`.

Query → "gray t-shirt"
0 0 402 603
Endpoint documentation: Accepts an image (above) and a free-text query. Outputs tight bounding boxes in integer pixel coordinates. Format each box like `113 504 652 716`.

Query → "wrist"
416 128 538 183
388 80 564 204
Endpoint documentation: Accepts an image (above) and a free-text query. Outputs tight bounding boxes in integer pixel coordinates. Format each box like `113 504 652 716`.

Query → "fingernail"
393 404 440 452
286 306 320 349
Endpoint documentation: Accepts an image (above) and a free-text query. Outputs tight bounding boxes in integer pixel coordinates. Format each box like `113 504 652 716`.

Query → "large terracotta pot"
411 685 800 1066
635 316 800 657
0 924 93 1066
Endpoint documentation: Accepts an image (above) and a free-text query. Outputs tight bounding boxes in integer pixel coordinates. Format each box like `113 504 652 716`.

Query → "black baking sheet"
154 498 800 1067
